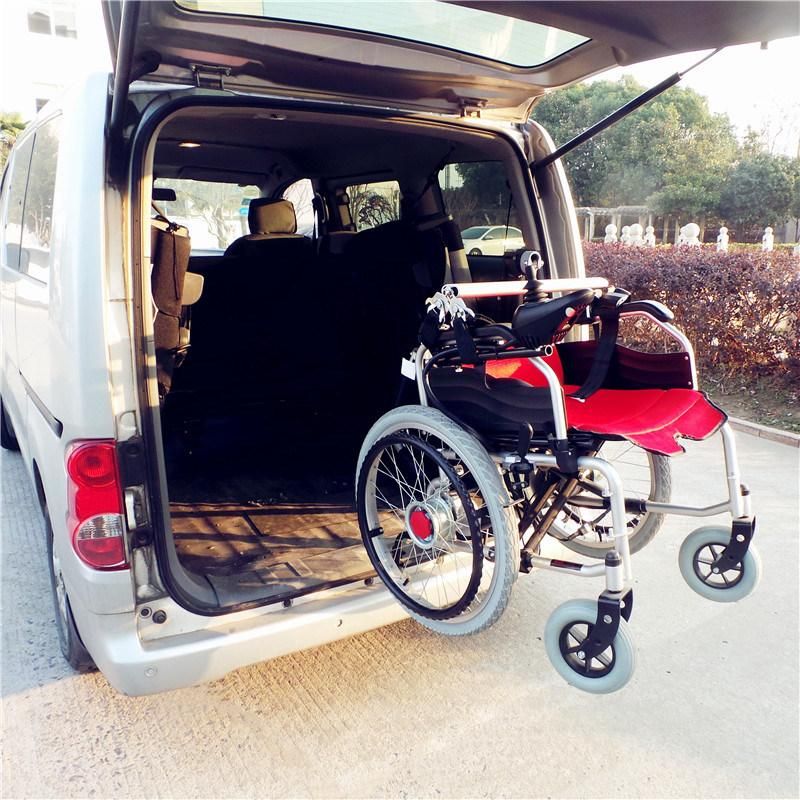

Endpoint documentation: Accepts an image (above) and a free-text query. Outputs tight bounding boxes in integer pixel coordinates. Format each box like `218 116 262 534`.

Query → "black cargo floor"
162 405 375 599
171 495 364 570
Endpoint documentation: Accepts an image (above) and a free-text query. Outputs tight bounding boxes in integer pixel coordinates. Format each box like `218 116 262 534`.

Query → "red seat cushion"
486 357 726 455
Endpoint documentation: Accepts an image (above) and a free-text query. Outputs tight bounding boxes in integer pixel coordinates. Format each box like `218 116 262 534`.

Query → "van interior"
145 105 534 610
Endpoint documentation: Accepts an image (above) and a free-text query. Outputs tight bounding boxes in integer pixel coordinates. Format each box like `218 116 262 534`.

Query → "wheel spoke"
595 650 613 668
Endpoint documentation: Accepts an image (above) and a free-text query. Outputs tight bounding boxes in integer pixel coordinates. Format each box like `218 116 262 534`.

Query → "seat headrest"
248 198 297 235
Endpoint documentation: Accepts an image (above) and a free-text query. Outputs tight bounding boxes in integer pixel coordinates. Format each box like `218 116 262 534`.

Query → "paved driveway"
1 431 798 799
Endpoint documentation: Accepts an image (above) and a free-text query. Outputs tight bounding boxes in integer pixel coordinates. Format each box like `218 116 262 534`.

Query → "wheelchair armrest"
621 299 674 322
473 323 516 343
512 289 595 348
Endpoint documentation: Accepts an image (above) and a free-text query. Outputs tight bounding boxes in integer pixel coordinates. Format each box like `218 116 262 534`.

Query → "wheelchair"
355 253 760 693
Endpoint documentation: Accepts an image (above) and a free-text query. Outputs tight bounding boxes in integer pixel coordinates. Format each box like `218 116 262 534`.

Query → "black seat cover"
171 199 318 408
428 366 556 439
341 220 447 412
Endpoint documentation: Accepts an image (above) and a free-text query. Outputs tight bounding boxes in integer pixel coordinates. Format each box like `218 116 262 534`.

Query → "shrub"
583 243 800 377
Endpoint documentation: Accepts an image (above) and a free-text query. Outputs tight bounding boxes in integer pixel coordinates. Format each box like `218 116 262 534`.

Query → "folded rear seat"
150 217 204 398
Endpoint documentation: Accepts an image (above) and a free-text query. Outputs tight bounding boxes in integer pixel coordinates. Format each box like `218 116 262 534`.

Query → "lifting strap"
569 291 629 400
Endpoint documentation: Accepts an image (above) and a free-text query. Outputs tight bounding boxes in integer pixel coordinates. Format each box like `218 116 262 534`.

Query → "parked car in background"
461 225 525 256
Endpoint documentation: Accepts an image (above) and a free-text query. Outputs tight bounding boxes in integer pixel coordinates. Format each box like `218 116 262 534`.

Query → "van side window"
282 178 315 236
3 137 34 270
346 181 401 231
21 116 61 282
440 161 520 235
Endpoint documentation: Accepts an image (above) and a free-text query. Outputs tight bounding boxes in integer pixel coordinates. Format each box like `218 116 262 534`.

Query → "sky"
592 37 800 157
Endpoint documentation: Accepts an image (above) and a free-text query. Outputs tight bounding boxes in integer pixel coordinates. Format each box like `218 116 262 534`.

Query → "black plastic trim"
20 373 63 438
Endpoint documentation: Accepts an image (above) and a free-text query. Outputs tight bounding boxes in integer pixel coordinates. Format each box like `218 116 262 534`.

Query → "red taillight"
69 445 117 487
66 441 128 571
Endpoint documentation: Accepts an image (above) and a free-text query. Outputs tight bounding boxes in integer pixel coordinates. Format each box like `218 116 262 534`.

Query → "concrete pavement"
1 430 798 799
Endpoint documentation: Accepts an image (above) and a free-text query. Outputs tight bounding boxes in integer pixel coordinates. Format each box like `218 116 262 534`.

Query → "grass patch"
702 369 800 433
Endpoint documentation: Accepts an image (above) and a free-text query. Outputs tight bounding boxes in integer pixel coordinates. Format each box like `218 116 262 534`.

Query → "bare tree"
348 184 399 230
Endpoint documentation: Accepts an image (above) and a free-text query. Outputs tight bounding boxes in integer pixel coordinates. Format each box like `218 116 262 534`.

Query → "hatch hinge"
190 63 231 90
116 437 152 547
459 98 486 118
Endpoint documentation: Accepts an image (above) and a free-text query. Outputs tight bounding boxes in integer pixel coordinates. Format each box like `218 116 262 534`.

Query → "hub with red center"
405 495 457 550
409 508 434 543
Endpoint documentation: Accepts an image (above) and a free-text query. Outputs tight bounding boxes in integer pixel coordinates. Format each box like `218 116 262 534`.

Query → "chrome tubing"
643 424 747 519
443 277 609 299
527 356 569 440
414 345 428 406
619 310 698 389
508 451 633 588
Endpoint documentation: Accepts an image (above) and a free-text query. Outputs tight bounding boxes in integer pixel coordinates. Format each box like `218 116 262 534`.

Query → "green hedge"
583 243 800 377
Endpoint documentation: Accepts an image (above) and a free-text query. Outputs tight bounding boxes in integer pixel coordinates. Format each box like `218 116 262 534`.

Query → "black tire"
358 432 485 620
1 399 20 451
356 406 518 635
45 512 96 672
468 248 482 256
549 445 671 558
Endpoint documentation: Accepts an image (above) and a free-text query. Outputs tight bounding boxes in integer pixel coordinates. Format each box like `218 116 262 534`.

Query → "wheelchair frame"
409 275 756 679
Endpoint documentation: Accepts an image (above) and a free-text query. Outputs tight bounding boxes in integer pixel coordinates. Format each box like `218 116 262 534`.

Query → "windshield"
177 1 588 68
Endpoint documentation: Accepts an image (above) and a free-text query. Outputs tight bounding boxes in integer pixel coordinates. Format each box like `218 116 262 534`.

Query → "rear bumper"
76 583 406 695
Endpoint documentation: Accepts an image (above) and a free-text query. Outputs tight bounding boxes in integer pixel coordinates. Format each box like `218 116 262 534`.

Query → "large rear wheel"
356 406 518 635
545 442 671 558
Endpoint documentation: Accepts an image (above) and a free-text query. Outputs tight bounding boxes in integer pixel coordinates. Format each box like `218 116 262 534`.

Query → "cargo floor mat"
170 497 374 598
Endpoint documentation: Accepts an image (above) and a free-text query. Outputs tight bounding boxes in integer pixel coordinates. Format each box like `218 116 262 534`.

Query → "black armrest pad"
512 289 595 347
622 300 674 322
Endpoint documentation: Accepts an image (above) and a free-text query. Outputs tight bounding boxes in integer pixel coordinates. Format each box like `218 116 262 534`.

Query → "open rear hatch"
104 0 799 124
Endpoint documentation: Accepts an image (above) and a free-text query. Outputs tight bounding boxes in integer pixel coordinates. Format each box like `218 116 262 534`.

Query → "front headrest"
248 198 297 235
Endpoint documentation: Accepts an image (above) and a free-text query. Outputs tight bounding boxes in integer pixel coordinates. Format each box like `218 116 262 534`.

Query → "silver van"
1 1 794 695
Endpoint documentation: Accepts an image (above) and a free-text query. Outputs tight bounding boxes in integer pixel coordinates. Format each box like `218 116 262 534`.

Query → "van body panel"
1 75 137 621
73 579 406 695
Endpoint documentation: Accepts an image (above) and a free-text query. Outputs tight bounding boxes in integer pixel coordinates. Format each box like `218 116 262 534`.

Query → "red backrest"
485 351 565 386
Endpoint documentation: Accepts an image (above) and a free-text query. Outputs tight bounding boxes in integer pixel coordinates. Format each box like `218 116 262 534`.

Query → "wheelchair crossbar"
644 500 733 517
562 493 734 518
511 451 634 586
528 555 605 578
445 277 609 299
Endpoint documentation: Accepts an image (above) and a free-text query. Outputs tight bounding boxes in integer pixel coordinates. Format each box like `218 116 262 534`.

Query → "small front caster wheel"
544 599 636 694
679 525 761 602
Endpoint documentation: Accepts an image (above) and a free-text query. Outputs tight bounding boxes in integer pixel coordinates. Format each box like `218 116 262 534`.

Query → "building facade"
0 2 110 120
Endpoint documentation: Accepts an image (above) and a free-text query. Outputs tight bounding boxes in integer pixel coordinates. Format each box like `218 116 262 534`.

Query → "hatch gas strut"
534 49 721 171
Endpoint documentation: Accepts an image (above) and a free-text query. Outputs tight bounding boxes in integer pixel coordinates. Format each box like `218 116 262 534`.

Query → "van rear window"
178 1 588 68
